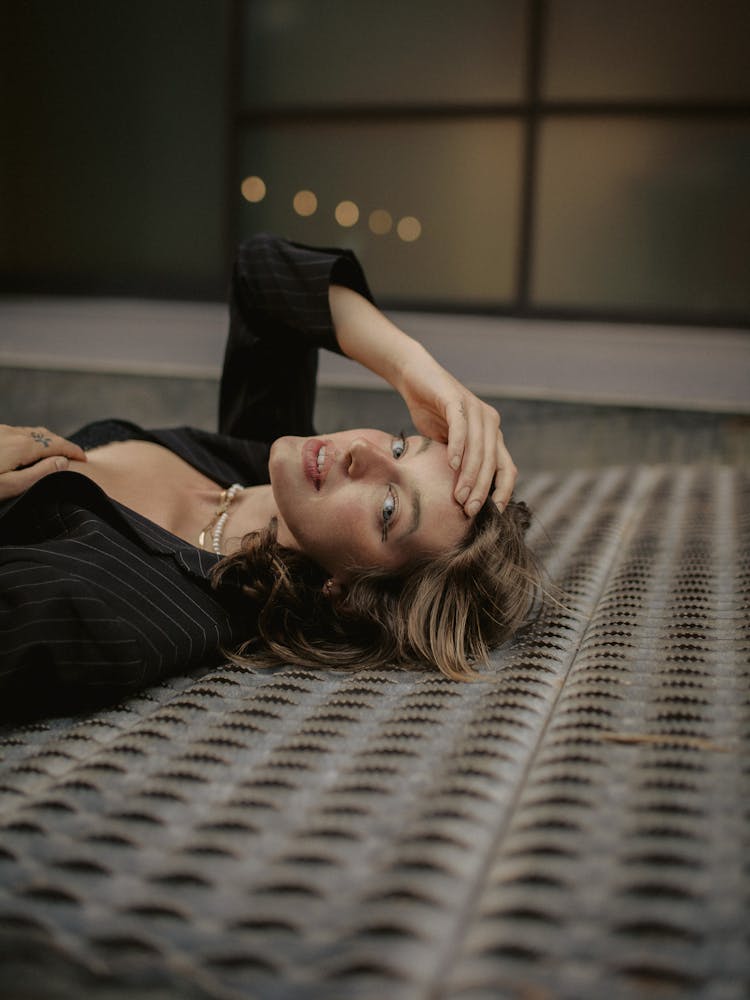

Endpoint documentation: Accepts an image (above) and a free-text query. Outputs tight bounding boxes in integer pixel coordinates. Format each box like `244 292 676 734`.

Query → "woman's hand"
396 348 517 516
329 284 517 517
0 425 86 501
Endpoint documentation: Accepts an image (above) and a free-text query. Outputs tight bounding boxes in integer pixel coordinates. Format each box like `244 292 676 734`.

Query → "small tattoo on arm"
31 431 52 448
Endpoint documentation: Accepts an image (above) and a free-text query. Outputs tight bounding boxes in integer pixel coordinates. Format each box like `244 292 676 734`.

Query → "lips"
302 438 332 491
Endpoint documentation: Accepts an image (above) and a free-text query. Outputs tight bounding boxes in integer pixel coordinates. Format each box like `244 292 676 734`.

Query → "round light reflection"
293 189 318 217
397 216 422 243
240 175 266 203
335 200 359 228
368 209 393 236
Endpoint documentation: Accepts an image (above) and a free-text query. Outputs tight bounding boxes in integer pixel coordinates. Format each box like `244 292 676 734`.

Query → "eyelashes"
391 431 407 459
381 432 406 541
381 486 398 542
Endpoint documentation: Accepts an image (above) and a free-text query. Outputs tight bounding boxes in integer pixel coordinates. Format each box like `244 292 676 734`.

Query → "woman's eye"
391 433 407 459
381 486 398 541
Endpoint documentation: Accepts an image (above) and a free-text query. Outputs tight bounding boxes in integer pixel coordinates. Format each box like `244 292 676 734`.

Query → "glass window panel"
543 0 750 101
532 118 750 315
238 119 522 304
242 0 526 107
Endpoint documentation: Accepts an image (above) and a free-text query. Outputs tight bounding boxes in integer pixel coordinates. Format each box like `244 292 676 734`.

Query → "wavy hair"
212 498 540 681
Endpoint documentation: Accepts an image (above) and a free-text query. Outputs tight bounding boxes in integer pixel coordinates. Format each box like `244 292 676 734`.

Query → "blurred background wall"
1 1 227 298
1 0 749 470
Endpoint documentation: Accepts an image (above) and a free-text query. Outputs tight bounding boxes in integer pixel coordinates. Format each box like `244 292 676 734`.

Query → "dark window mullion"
224 0 244 270
541 101 750 117
517 0 545 313
237 104 527 125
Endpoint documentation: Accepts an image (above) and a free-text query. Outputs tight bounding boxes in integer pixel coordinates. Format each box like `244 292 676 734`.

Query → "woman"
0 234 538 701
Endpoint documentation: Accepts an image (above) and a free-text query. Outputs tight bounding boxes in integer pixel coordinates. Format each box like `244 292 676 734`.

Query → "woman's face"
269 429 469 580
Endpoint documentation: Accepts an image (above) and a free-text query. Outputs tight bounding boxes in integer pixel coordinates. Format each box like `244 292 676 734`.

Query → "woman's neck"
221 483 297 555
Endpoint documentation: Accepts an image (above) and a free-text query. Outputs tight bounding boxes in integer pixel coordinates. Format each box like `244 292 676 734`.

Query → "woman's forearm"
329 283 429 395
328 282 517 515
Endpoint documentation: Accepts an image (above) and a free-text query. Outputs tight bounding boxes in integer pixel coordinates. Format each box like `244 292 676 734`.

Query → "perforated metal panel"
1 465 748 999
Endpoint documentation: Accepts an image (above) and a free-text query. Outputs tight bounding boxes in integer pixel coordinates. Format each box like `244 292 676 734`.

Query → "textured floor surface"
0 464 748 1000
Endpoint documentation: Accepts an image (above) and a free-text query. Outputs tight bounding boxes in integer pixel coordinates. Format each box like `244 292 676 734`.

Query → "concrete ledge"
1 297 748 414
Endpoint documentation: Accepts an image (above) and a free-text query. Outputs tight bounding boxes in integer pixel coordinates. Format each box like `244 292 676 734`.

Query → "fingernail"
457 486 470 504
450 455 460 471
467 499 481 517
55 457 69 471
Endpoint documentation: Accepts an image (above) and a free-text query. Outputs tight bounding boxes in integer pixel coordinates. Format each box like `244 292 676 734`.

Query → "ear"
322 578 345 600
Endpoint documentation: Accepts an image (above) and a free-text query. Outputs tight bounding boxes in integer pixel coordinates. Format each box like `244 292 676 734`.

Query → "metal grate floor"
1 464 748 1000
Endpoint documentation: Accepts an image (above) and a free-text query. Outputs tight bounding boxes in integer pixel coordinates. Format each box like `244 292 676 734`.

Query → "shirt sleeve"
218 232 376 443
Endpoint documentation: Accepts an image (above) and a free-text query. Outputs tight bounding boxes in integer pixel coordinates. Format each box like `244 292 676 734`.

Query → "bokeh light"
240 175 267 202
293 189 318 216
368 209 393 236
335 200 359 227
397 216 422 242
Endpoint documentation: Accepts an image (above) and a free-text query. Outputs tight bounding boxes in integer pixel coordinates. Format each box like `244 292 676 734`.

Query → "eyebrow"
398 438 429 538
401 486 421 539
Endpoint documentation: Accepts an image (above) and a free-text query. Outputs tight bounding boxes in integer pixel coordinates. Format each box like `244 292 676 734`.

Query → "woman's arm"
0 424 86 501
218 234 374 443
329 284 517 516
219 232 517 511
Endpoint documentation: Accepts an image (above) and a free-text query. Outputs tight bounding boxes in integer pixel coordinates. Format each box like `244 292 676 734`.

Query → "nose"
347 438 392 479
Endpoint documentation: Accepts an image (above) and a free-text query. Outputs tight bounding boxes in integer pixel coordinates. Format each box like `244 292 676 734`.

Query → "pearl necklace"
198 483 245 555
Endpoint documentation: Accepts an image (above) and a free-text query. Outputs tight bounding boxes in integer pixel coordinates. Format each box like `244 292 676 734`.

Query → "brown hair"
212 498 540 681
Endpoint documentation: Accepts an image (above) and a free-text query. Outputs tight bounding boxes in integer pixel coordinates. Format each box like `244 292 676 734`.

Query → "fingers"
0 455 72 501
418 383 516 518
469 417 502 515
0 425 84 500
24 426 87 464
453 399 501 516
0 424 86 472
56 435 87 463
446 399 468 473
491 428 518 511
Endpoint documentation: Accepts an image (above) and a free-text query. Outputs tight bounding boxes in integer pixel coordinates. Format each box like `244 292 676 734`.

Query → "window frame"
226 0 750 327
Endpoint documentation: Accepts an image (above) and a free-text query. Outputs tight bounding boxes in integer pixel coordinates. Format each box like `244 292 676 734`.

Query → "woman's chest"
68 441 225 545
